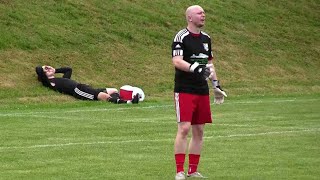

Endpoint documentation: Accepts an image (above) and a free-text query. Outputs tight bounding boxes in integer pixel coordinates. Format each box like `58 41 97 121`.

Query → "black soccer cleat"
132 93 140 104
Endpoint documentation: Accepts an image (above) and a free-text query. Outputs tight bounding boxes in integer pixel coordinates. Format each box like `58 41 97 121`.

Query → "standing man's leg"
174 122 191 174
186 94 211 178
174 93 197 179
188 124 204 175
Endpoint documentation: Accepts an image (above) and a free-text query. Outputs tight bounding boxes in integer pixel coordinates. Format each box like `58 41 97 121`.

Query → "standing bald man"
171 5 227 180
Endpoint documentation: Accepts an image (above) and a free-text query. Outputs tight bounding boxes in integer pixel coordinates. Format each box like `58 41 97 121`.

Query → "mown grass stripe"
0 128 318 151
1 98 319 117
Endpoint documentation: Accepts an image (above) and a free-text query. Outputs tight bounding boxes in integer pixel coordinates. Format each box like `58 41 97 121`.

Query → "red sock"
175 154 185 173
188 154 200 174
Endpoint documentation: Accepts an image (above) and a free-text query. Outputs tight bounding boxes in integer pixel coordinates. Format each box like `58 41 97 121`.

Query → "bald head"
185 5 204 22
185 5 206 30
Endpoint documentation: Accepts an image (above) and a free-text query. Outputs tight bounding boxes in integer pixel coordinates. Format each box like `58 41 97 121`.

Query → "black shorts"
73 84 101 100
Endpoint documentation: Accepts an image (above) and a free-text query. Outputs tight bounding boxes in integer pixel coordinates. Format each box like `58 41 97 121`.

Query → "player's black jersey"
172 28 213 95
48 67 79 96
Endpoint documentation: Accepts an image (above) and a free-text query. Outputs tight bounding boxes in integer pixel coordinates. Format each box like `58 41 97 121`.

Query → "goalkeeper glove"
189 62 213 80
212 80 227 104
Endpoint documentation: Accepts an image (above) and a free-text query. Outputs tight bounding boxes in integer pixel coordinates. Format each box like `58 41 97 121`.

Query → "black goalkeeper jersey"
48 67 79 96
171 28 213 95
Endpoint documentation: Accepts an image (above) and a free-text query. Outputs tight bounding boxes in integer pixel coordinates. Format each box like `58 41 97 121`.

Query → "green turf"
1 95 319 179
0 1 319 179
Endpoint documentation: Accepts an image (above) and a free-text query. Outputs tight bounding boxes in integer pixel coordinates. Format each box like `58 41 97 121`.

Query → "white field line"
0 128 319 150
205 128 320 139
1 114 177 123
214 123 254 127
0 98 319 117
0 113 258 126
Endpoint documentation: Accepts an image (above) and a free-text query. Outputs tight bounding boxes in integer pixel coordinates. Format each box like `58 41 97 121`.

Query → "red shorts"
174 92 212 125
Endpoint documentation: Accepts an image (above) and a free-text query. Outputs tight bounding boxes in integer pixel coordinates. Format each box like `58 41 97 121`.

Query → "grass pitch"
0 95 319 179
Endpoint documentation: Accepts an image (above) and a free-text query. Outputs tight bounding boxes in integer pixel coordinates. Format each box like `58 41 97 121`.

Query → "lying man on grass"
35 65 139 104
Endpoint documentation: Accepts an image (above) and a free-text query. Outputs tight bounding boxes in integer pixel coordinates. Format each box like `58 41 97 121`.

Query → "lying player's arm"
55 67 72 79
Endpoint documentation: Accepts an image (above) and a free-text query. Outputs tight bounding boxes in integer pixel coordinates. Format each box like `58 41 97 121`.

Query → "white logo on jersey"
190 53 209 59
203 43 209 51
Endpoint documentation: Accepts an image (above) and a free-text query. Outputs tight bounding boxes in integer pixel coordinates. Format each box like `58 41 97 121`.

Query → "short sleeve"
172 41 184 57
